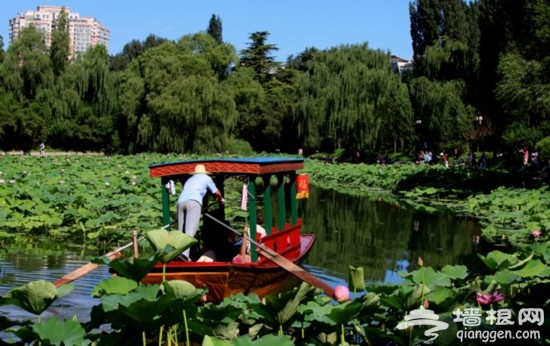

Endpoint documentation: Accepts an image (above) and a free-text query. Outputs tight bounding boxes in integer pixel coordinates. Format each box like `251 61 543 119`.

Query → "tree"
110 34 168 72
0 35 4 63
293 44 414 154
50 6 70 77
239 31 279 84
206 14 223 45
116 33 239 154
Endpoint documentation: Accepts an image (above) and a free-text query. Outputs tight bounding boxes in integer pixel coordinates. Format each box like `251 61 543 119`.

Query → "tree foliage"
206 14 223 45
0 4 549 161
293 44 413 153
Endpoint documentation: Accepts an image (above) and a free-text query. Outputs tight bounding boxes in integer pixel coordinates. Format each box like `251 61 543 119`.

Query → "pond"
0 185 483 322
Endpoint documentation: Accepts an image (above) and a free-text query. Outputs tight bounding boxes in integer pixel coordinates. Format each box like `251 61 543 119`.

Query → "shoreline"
1 151 104 157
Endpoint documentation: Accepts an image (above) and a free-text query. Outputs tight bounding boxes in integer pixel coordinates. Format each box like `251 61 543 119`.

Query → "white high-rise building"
8 5 110 56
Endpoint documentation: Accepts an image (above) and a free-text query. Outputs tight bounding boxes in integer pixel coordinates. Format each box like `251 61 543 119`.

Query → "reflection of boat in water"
142 158 319 302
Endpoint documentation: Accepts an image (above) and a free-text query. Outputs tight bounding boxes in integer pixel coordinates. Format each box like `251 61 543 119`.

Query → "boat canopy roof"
149 157 304 178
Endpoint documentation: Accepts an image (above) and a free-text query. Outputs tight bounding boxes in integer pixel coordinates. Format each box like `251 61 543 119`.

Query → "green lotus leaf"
325 301 363 325
425 286 456 305
484 270 521 285
478 250 517 271
163 280 205 302
100 284 162 312
510 259 550 278
93 254 161 283
116 294 174 323
146 228 197 263
440 265 469 280
5 280 58 316
32 318 88 345
403 266 451 288
91 277 139 298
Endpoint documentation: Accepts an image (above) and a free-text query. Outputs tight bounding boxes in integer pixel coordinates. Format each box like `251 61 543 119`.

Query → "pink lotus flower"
476 291 504 305
334 285 350 303
532 230 542 238
418 256 424 266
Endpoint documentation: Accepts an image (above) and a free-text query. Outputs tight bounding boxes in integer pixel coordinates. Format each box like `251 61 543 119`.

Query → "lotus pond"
0 153 548 344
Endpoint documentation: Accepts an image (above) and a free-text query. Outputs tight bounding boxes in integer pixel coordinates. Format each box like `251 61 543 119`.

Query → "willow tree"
293 44 413 154
119 33 239 154
409 76 474 151
0 25 53 151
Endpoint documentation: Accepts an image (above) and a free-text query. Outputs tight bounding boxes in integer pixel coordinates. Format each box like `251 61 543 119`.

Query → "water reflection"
301 185 482 286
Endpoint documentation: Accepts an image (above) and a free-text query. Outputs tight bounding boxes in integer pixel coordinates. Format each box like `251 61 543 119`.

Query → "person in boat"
177 164 224 261
232 214 268 263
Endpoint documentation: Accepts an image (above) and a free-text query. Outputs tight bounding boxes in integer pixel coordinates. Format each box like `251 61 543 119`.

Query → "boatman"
177 164 224 261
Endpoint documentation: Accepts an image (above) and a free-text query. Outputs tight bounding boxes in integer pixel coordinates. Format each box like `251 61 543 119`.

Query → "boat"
141 157 322 302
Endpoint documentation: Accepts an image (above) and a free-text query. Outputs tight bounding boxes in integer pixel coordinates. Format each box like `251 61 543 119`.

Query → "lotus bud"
334 285 350 303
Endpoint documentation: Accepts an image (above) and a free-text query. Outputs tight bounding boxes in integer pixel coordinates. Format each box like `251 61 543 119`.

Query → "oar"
53 237 144 287
204 213 335 298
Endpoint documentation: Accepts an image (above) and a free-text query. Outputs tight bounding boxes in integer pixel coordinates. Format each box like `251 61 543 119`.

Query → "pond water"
0 185 483 322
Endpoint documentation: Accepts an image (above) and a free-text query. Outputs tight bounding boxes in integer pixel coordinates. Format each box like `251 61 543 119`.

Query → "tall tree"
0 35 4 63
239 31 279 84
50 6 70 77
206 14 223 45
117 33 239 154
293 44 414 153
0 26 53 151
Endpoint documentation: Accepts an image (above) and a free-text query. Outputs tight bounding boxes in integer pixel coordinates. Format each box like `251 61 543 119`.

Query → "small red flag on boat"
296 174 309 199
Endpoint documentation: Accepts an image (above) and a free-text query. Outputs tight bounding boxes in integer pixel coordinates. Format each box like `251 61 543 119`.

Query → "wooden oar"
53 237 144 287
204 213 335 298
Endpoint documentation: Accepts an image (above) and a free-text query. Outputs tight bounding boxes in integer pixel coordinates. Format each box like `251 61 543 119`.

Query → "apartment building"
8 5 110 56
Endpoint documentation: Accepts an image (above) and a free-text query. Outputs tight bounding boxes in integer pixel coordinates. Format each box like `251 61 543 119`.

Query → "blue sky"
2 1 413 62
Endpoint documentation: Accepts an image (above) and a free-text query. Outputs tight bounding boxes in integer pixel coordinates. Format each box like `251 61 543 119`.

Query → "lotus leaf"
510 259 550 278
163 280 205 302
93 253 161 283
146 228 197 263
402 266 451 288
440 265 469 280
5 280 71 316
91 277 139 297
478 250 517 270
325 301 363 325
32 318 88 345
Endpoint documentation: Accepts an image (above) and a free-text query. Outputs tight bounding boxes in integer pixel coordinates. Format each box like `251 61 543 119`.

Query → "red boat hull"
142 234 316 302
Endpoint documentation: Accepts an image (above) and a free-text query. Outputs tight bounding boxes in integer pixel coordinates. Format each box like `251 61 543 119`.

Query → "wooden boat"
142 157 317 302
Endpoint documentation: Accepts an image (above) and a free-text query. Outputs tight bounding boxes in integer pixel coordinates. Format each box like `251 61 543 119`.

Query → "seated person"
200 219 240 262
232 215 267 263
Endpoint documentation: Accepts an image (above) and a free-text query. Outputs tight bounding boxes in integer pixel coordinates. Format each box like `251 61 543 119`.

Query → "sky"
1 1 413 62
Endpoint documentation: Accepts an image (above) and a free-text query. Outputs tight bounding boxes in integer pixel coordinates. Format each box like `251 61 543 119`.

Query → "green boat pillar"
161 177 172 230
277 174 286 230
262 175 273 235
289 172 298 225
248 178 258 261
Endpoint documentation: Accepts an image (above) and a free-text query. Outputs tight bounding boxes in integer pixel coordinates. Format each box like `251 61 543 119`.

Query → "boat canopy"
149 158 305 261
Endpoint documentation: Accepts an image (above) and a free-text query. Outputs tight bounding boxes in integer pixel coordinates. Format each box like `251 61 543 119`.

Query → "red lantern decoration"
296 174 309 199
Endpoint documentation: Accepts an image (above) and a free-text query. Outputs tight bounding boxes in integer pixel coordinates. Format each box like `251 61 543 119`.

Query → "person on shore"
177 164 224 261
39 143 45 157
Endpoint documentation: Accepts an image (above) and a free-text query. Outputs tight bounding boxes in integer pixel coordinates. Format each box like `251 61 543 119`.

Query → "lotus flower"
476 291 504 305
418 256 424 266
531 230 542 238
334 285 350 303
